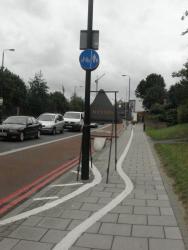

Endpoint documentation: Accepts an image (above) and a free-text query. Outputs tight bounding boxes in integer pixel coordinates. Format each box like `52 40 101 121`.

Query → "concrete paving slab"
160 207 174 216
40 229 67 243
122 198 146 206
75 233 113 249
0 238 19 250
132 225 164 238
118 214 147 225
149 238 185 250
12 240 53 250
61 210 91 220
112 236 148 250
165 227 182 239
10 225 47 241
22 216 43 226
37 217 70 230
147 200 171 207
148 215 177 226
134 206 160 215
111 205 133 214
99 223 131 236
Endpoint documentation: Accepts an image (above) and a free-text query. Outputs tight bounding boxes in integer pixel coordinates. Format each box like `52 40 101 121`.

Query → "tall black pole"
115 92 117 170
128 76 131 120
81 0 93 180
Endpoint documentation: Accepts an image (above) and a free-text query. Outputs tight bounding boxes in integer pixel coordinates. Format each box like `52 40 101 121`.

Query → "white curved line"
0 165 102 226
53 129 134 250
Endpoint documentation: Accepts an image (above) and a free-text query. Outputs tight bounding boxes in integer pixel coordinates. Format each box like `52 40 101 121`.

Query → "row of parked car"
0 111 86 142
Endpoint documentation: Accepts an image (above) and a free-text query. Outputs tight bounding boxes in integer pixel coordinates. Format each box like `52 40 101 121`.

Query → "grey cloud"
4 0 49 19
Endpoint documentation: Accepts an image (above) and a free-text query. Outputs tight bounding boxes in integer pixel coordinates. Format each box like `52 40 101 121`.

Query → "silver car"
38 113 64 135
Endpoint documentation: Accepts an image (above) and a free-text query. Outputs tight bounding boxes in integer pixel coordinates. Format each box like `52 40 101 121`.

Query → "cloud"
0 0 188 99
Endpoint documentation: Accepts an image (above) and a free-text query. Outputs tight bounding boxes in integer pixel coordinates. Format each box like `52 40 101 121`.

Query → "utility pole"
81 0 94 180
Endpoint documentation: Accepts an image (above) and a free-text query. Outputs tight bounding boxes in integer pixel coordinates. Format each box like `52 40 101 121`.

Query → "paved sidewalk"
0 124 186 250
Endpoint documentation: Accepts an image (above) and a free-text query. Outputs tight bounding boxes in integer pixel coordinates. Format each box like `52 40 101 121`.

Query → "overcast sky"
1 0 188 103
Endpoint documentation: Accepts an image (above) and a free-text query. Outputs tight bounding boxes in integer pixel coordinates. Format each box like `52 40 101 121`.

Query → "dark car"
0 116 41 142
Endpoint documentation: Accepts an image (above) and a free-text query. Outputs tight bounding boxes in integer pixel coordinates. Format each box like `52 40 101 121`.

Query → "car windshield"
64 113 80 119
3 116 27 125
38 114 56 121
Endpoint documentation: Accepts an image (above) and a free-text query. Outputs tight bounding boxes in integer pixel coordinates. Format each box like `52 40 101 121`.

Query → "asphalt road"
0 126 107 199
0 129 80 154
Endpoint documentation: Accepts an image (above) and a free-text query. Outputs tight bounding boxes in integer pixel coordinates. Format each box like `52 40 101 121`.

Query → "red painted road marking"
0 157 78 206
0 157 79 216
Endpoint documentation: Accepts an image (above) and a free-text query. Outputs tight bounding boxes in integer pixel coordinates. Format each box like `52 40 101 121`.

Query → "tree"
171 61 188 105
48 91 69 114
27 71 49 116
135 73 166 110
69 94 84 111
0 69 27 117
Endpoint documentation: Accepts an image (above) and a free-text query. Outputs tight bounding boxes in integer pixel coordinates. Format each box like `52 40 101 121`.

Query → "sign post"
80 0 99 180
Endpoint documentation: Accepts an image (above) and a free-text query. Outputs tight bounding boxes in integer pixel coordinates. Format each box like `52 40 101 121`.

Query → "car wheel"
19 132 24 142
52 127 56 135
36 130 40 139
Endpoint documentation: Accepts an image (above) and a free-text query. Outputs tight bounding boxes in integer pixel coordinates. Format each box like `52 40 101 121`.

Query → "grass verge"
146 123 188 140
155 143 188 207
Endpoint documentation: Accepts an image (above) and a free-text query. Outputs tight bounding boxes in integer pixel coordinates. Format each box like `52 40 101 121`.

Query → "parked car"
0 116 41 141
63 111 84 131
38 113 64 135
90 122 98 128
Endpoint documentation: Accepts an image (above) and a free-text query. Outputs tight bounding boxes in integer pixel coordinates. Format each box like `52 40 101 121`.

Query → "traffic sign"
79 49 99 71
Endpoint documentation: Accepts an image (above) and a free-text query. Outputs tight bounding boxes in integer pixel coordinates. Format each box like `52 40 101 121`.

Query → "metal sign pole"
81 0 93 180
115 92 117 170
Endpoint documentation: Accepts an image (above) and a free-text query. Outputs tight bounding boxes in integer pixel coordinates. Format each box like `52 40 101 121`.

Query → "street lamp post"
1 49 15 70
122 74 131 120
0 49 15 123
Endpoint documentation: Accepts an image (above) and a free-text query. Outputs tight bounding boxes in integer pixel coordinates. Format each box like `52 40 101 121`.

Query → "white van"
63 111 84 131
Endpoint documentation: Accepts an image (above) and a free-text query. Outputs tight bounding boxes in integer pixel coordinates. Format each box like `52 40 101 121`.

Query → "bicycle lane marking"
0 164 102 226
53 128 134 250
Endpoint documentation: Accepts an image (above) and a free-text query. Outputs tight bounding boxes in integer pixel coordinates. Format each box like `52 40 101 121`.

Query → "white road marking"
0 125 110 156
53 129 134 250
33 196 59 201
71 170 80 174
50 183 83 187
0 164 101 226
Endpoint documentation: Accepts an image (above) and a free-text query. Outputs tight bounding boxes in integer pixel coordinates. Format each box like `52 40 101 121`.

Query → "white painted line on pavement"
33 196 59 201
71 170 80 174
53 129 134 250
0 164 102 226
0 124 110 156
50 183 83 187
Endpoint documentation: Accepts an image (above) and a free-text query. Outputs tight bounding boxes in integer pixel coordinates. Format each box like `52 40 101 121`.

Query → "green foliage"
146 123 188 140
27 71 49 116
150 103 165 115
0 68 85 118
69 94 84 111
177 102 188 123
135 73 166 110
156 143 188 204
164 108 177 126
48 91 69 114
172 62 188 106
0 69 27 116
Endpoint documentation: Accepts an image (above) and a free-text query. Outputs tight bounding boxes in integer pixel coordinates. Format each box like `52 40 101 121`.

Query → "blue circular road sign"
79 49 99 71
